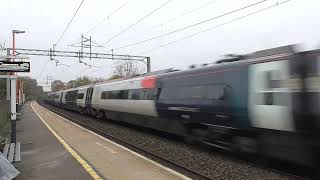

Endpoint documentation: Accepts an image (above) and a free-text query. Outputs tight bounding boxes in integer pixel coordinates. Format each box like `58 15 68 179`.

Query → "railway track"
38 101 308 180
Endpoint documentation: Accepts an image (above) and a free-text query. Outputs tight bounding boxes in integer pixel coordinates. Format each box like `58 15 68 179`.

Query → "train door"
85 87 93 109
248 60 295 132
304 51 320 132
59 92 63 106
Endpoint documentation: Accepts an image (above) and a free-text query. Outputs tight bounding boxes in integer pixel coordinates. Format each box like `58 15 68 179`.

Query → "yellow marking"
30 102 103 180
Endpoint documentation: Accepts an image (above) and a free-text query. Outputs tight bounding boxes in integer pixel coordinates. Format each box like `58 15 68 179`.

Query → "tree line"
51 60 142 92
0 76 45 101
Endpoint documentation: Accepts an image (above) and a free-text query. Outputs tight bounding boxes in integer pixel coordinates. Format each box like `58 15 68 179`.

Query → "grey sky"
0 0 319 91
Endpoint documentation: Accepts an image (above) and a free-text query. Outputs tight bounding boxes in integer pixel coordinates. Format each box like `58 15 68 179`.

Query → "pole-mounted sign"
0 61 30 72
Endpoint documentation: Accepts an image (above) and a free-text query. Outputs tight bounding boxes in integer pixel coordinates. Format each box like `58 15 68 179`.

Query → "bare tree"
66 80 76 89
107 74 122 80
51 80 65 92
19 76 44 100
92 77 104 84
112 60 141 78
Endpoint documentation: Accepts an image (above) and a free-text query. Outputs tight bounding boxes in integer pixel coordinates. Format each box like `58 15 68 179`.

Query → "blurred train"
45 45 320 168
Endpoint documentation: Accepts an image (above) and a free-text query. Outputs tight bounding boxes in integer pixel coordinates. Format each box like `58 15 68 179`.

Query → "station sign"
0 61 30 72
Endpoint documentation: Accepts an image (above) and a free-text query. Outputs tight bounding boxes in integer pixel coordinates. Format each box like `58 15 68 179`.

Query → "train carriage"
45 45 320 168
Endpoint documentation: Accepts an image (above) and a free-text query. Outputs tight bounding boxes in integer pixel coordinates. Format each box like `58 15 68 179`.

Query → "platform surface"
15 102 92 180
31 101 190 180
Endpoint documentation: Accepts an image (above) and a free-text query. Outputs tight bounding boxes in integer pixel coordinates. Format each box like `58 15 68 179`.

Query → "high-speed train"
46 45 320 168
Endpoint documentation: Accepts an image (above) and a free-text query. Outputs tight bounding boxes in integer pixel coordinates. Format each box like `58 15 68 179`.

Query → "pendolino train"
46 45 320 168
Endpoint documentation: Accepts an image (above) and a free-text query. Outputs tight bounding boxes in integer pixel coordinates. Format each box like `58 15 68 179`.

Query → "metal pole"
146 57 151 73
10 30 25 143
11 31 16 143
12 33 15 61
6 49 10 100
10 76 17 143
111 49 114 60
81 34 83 59
90 36 92 60
50 48 52 60
20 81 24 105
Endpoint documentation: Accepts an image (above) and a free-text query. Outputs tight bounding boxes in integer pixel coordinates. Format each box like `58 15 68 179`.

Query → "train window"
109 90 120 99
160 86 203 99
160 85 229 100
255 92 288 106
140 89 147 99
264 92 273 105
77 93 84 99
144 89 156 100
101 91 106 99
101 91 111 99
206 85 226 100
65 90 78 102
128 89 141 100
183 86 205 99
101 89 155 100
101 90 128 99
119 90 129 99
159 87 178 99
265 70 282 89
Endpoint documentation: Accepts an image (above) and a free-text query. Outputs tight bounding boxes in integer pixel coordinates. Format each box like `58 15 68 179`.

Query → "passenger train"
46 45 320 168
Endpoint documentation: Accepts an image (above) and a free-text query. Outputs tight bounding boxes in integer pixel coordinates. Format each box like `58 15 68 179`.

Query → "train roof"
155 45 297 79
56 44 301 92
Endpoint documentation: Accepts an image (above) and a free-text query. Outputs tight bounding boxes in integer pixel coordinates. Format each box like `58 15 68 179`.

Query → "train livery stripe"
141 76 156 88
31 102 103 180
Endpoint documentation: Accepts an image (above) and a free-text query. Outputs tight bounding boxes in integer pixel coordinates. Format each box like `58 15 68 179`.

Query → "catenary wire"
63 0 129 73
55 0 86 47
138 0 292 55
66 0 130 48
116 0 219 43
68 0 218 76
85 0 130 35
79 0 174 74
66 0 215 75
37 59 51 79
39 0 86 81
95 0 174 51
111 0 269 51
61 0 287 80
79 0 222 73
77 0 267 76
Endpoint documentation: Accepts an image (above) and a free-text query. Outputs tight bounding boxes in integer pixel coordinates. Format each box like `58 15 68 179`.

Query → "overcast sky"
0 0 319 91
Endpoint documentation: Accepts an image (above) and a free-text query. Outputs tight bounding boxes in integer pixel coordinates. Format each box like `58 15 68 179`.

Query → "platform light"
12 30 25 34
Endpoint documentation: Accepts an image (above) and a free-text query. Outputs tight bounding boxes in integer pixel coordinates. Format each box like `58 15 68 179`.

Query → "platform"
14 101 93 180
14 101 190 180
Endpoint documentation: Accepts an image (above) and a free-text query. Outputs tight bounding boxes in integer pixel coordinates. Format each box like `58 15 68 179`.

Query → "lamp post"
9 29 25 143
7 30 25 100
12 30 25 62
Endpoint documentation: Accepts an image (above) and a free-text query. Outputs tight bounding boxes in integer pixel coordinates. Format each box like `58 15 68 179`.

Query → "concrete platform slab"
31 101 191 180
15 102 93 180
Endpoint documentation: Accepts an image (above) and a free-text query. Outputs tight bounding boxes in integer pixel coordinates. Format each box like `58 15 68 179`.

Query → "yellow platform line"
31 102 103 180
